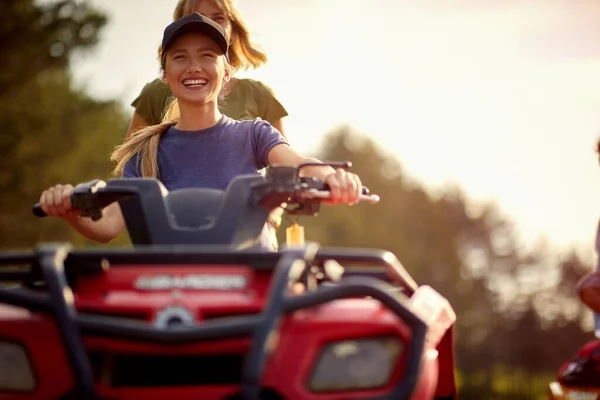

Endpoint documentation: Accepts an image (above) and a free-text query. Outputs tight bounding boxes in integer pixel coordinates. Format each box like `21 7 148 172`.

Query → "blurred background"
2 0 600 398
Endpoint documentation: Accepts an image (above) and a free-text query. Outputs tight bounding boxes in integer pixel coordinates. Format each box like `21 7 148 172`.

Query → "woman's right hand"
38 184 78 220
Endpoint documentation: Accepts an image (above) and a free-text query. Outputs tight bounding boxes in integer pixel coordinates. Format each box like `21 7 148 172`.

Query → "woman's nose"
187 60 203 72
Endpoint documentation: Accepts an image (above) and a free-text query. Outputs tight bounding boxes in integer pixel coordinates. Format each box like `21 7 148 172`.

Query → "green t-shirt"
131 78 288 126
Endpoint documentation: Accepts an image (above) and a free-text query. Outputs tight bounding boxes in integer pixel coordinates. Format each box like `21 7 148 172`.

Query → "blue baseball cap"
161 12 229 68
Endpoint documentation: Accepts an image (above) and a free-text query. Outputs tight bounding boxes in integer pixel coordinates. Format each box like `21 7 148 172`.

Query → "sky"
69 0 600 256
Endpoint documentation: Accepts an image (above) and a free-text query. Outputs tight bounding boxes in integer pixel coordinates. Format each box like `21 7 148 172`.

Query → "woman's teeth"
183 78 208 87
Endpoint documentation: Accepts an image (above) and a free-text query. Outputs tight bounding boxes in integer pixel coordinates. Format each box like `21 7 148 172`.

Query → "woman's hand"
37 183 124 243
38 184 79 220
323 168 363 205
265 144 364 205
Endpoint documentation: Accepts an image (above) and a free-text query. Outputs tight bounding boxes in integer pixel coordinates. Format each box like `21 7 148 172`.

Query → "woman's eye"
201 53 215 58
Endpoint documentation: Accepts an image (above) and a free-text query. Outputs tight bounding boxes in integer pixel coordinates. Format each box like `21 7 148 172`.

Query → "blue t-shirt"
123 115 288 250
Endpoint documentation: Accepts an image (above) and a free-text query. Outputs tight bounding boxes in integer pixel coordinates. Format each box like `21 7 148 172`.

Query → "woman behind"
127 0 288 138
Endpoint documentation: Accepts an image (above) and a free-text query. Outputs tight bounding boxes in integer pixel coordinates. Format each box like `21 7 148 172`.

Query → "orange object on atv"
0 163 458 400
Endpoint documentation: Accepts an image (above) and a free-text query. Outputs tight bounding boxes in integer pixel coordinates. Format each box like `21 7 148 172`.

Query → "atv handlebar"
31 188 380 218
30 162 380 247
32 204 46 217
32 179 112 220
32 163 380 219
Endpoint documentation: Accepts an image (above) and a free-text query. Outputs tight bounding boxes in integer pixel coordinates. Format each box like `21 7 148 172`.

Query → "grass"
456 365 557 400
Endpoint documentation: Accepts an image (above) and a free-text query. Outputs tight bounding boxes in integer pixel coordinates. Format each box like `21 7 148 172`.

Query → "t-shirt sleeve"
255 82 289 125
122 153 142 178
131 79 172 126
251 119 289 168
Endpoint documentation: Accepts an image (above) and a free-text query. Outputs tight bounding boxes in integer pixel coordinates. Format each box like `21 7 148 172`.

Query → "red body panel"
0 264 456 400
0 307 74 400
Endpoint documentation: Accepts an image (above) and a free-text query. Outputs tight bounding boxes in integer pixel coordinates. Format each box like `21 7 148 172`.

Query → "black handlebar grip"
32 204 47 217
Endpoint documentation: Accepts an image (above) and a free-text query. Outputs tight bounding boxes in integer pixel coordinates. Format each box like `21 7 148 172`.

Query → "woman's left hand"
323 168 363 205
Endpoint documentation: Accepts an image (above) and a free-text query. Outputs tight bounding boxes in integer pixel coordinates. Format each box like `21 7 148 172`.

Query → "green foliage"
0 0 128 248
0 0 106 95
458 366 556 400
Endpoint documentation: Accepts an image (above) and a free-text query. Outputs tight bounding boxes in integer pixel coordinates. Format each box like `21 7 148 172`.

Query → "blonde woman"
129 0 289 246
37 13 363 252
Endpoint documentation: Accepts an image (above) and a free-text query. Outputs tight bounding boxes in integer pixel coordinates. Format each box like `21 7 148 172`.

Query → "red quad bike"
548 339 600 400
0 162 457 400
548 271 600 400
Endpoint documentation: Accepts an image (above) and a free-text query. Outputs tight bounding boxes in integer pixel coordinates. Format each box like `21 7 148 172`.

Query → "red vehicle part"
3 164 457 399
548 339 600 400
0 244 457 400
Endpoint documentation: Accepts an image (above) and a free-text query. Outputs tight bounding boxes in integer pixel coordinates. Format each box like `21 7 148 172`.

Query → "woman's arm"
267 144 362 204
39 184 125 243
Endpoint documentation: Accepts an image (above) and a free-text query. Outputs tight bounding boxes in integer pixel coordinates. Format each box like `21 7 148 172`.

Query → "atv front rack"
0 243 426 400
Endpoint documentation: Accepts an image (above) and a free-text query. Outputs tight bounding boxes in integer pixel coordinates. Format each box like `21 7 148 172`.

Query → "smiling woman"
125 0 290 248
36 12 365 252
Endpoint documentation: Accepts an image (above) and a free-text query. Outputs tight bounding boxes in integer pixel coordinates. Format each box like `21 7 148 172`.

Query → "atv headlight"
308 336 403 392
0 342 36 392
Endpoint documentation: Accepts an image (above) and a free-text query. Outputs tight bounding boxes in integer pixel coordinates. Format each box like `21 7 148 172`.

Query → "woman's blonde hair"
161 0 267 71
111 120 176 178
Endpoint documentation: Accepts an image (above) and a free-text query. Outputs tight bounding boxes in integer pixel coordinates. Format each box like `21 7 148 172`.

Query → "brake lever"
303 189 381 204
297 161 352 175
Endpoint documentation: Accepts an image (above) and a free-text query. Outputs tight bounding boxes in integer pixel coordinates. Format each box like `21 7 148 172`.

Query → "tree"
297 126 502 346
0 0 106 96
298 125 596 398
0 0 129 249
